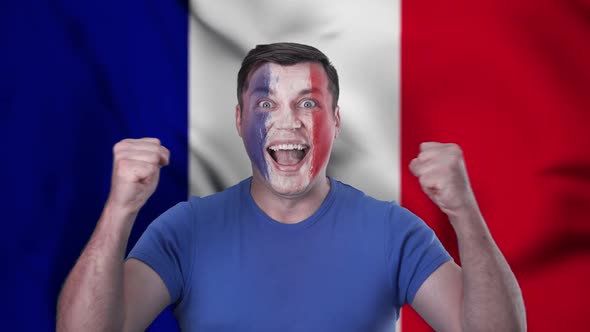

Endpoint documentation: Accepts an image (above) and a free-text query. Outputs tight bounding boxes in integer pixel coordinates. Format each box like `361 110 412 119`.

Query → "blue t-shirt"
128 177 451 331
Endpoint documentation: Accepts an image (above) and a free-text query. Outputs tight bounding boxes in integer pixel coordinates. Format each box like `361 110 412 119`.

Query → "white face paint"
238 62 340 196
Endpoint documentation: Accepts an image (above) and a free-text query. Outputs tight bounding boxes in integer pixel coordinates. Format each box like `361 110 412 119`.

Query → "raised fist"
107 138 170 214
409 142 479 219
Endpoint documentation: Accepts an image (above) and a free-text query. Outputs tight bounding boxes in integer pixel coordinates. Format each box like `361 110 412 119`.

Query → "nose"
275 106 302 129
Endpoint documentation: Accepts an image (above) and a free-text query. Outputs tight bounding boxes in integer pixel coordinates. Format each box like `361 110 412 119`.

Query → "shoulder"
331 178 408 220
331 178 433 239
329 179 423 239
189 178 247 216
196 178 246 203
331 178 390 206
145 178 246 234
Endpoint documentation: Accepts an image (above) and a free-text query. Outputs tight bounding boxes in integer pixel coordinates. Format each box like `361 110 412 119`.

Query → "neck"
250 176 331 224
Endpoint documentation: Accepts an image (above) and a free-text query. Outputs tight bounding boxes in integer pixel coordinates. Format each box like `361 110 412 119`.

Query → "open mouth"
267 143 310 167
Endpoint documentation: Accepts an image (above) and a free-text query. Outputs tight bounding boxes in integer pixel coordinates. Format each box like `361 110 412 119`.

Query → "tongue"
275 150 304 166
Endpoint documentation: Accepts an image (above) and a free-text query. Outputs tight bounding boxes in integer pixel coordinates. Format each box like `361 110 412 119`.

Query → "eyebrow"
250 86 273 96
297 88 322 96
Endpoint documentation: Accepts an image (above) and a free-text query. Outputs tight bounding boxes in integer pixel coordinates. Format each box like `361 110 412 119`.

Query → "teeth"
269 144 307 151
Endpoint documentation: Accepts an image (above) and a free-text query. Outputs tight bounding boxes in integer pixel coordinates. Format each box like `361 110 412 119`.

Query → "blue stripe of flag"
1 1 188 330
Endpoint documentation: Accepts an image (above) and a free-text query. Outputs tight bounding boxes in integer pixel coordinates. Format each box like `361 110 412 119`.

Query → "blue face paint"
243 64 271 179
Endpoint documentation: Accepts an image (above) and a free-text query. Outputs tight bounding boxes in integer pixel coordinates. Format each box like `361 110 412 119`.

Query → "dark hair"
237 42 339 110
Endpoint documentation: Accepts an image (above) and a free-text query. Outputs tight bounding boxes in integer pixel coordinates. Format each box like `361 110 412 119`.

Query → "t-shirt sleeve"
387 202 453 307
126 199 197 304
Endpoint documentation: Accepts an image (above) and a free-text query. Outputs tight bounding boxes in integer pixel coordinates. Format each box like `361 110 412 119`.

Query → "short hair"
237 42 340 110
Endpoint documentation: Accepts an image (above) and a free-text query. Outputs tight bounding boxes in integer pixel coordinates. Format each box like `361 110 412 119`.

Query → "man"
57 42 526 331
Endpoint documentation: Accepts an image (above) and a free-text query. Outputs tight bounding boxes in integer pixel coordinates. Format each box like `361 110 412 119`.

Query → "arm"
409 142 526 332
56 138 171 332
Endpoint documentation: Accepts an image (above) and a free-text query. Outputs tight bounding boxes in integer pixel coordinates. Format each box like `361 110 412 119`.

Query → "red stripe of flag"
401 0 590 330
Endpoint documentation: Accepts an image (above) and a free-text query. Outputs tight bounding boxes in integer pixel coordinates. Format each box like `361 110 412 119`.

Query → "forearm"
56 204 135 332
450 208 526 332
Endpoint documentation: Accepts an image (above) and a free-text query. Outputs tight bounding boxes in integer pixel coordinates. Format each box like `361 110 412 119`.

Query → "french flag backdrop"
2 0 589 331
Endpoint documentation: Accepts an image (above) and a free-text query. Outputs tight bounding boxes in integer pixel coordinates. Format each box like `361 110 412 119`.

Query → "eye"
258 100 273 109
299 99 316 108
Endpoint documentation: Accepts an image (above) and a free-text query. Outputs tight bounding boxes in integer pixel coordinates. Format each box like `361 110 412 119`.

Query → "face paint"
240 62 337 196
243 65 271 179
309 65 334 179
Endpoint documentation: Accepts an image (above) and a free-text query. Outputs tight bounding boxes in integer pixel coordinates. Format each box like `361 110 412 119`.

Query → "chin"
267 165 311 196
266 170 312 197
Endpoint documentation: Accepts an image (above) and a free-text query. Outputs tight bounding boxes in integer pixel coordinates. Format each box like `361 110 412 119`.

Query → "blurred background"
1 0 588 330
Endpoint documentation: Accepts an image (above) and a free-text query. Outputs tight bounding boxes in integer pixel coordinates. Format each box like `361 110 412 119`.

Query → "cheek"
310 111 333 178
244 110 269 178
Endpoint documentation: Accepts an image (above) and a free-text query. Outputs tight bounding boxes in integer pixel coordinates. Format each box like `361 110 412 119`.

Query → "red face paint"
310 65 335 179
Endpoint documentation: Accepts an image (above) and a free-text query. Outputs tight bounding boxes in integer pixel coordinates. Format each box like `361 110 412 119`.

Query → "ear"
235 104 243 137
334 105 341 138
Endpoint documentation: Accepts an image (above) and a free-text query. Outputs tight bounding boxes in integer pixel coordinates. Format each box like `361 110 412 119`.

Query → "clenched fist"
107 138 170 214
409 142 479 219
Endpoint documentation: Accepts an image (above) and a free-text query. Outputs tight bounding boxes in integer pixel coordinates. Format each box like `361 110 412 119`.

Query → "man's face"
237 62 340 196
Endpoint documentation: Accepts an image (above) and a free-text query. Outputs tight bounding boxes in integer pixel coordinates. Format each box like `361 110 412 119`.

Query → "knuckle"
449 143 462 154
116 158 132 170
148 153 160 165
162 146 170 157
409 160 421 174
143 137 161 145
113 139 133 154
160 149 171 164
113 141 124 154
419 142 431 151
417 152 429 162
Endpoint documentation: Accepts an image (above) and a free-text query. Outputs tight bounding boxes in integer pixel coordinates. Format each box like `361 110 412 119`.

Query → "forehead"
245 62 329 92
